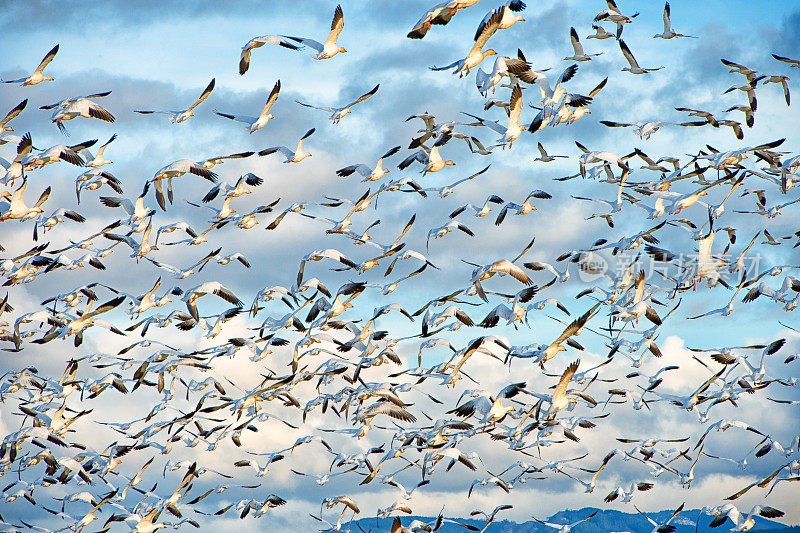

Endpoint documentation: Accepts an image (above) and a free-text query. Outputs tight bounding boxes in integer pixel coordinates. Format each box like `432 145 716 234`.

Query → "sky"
1 1 799 532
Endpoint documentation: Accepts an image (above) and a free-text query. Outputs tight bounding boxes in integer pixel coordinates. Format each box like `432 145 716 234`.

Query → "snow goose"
202 173 263 203
593 0 639 38
475 1 526 37
701 504 784 531
99 182 155 226
466 136 494 155
772 53 800 68
421 164 490 198
2 44 59 86
408 0 482 39
762 75 791 106
430 9 501 77
151 159 217 210
75 168 122 204
531 509 597 532
533 63 578 116
258 127 315 163
337 146 401 181
426 220 474 248
23 139 94 170
653 2 696 39
105 220 159 260
494 190 551 224
31 208 85 241
407 2 451 39
600 120 676 140
464 85 525 146
0 179 51 221
0 132 32 186
49 97 115 134
284 5 346 60
587 24 614 40
79 134 117 168
565 27 602 61
449 194 504 219
534 142 567 162
216 80 281 133
134 78 215 123
619 39 662 74
674 107 718 127
198 150 255 169
398 131 455 174
296 84 379 124
239 36 302 74
725 105 755 128
182 281 243 321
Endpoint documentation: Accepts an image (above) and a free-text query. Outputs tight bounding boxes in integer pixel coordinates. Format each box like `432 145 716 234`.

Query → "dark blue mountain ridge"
351 507 799 533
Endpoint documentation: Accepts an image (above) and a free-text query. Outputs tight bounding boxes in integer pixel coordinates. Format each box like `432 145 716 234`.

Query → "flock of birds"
1 1 799 532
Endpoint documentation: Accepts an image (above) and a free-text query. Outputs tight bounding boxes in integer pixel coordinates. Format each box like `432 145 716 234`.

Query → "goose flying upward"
259 128 315 163
216 80 281 133
134 78 216 123
653 2 696 39
3 44 59 86
284 4 346 60
619 39 663 74
296 84 379 124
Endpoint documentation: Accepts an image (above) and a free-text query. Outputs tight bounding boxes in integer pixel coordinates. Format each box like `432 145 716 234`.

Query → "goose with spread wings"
239 36 302 75
463 84 525 147
216 80 281 133
259 128 315 163
619 40 663 74
134 78 215 123
284 5 346 60
3 44 59 86
430 9 502 77
565 27 602 61
296 84 379 124
654 2 696 39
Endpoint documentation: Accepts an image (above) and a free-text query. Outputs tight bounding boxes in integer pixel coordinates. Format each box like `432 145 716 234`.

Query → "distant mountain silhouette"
352 507 799 533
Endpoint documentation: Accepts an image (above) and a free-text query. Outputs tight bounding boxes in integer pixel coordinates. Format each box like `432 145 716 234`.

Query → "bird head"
339 47 347 54
485 49 497 57
445 160 455 166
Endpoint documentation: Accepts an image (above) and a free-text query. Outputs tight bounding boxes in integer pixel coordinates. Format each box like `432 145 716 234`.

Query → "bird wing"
34 44 60 75
285 35 324 53
490 259 532 285
472 8 502 53
588 77 608 97
260 80 282 118
187 78 215 111
295 100 335 113
217 112 258 124
600 120 633 128
0 99 27 127
553 360 579 402
618 39 640 68
345 84 379 109
326 4 345 46
462 112 506 135
570 27 585 55
508 84 523 127
663 2 671 32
